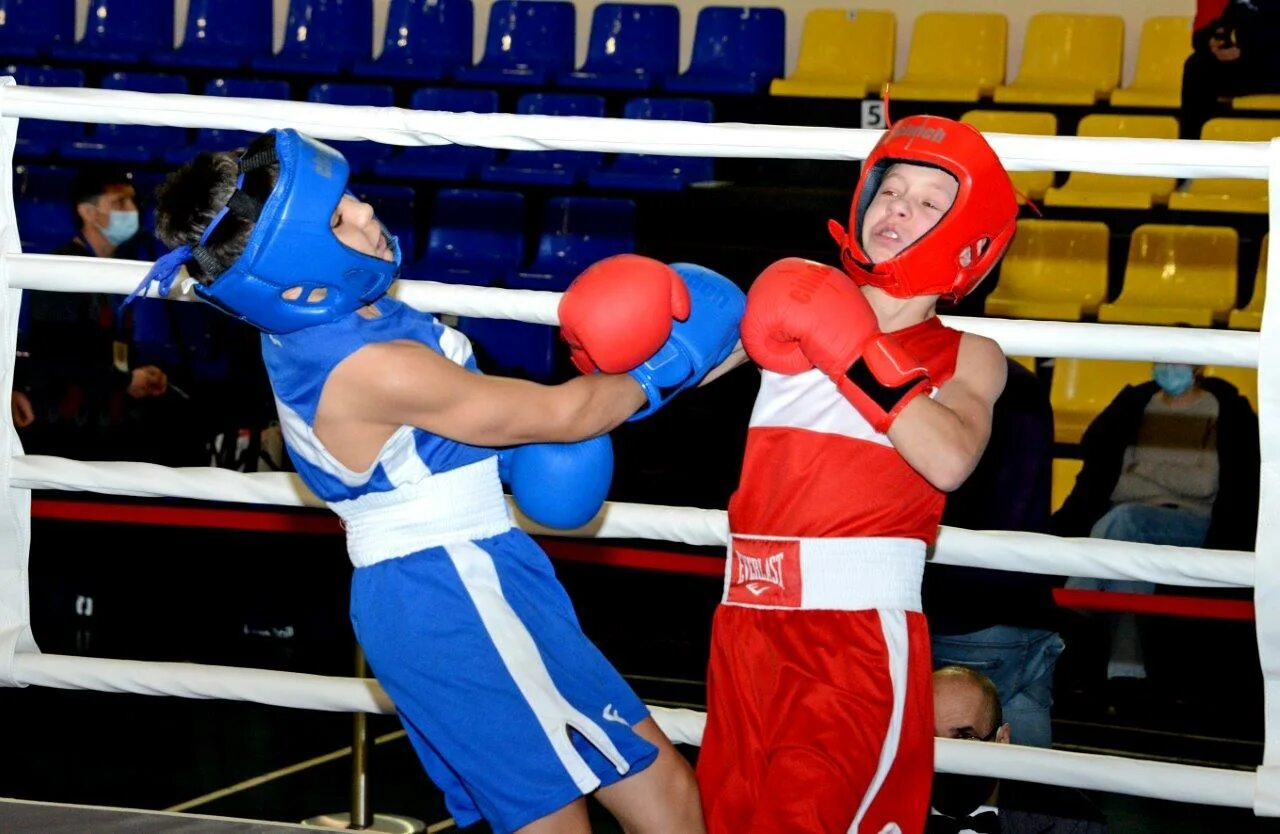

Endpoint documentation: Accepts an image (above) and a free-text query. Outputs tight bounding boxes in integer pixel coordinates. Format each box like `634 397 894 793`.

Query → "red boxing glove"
741 257 932 433
559 254 692 374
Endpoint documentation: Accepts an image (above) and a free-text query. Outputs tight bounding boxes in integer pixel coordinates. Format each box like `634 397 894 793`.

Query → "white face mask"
100 210 139 245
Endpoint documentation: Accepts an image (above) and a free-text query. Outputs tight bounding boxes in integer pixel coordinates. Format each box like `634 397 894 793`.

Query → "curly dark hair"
152 133 279 284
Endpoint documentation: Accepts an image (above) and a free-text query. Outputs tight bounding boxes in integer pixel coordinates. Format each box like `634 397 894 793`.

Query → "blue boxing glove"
627 263 745 421
502 435 613 529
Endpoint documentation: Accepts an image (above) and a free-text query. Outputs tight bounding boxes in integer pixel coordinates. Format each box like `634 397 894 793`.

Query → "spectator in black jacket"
1052 363 1259 698
1181 0 1280 139
16 170 198 465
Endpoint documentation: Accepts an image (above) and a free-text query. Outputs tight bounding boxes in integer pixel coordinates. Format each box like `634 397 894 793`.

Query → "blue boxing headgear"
132 129 400 334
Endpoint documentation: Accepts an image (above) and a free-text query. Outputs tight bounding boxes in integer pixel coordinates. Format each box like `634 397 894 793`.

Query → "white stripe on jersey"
276 401 430 488
749 369 892 448
438 322 477 368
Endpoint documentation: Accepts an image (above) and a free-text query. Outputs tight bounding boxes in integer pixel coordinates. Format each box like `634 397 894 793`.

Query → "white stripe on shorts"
849 609 910 833
444 540 631 793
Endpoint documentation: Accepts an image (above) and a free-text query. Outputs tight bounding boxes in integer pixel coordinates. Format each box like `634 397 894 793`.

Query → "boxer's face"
860 163 958 263
331 194 393 262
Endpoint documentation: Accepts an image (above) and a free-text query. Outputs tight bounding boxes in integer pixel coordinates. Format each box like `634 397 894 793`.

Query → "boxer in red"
696 115 1019 834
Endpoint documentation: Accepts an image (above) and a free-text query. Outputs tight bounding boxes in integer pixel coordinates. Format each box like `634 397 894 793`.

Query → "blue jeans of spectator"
931 625 1065 748
1066 503 1211 680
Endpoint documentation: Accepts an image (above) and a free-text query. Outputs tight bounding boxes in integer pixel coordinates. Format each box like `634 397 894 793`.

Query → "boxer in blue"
143 129 742 833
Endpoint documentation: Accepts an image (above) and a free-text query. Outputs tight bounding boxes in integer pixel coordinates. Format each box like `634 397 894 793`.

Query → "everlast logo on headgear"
893 122 946 143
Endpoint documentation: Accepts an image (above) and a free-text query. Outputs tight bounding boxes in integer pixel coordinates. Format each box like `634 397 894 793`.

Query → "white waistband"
333 456 514 568
723 534 924 611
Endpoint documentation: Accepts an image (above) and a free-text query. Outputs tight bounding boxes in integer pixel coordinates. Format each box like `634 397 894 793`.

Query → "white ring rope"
1 81 1276 814
10 455 1255 589
5 652 1256 809
5 253 1265 366
0 84 1271 179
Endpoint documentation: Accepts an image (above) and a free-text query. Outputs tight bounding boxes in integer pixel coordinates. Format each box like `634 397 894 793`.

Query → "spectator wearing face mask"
1050 362 1259 706
15 170 197 466
930 665 1108 834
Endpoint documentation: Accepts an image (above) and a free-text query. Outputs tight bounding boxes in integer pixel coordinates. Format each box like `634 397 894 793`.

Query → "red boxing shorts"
697 535 934 834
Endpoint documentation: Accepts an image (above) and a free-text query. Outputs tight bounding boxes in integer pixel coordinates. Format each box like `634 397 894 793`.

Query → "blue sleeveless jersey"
261 296 493 502
256 297 656 833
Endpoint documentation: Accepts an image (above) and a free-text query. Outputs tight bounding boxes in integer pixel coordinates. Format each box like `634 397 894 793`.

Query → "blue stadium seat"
482 93 606 187
456 316 556 381
373 87 500 181
454 0 575 87
663 6 785 95
14 164 76 254
163 78 293 165
51 0 175 65
130 299 234 384
513 197 636 291
305 83 396 174
129 169 169 260
467 195 634 380
62 73 190 164
129 298 183 370
558 3 680 91
0 0 75 60
8 66 86 158
588 97 715 191
252 0 374 76
153 0 273 70
403 189 524 285
349 183 418 263
14 162 75 201
353 0 474 81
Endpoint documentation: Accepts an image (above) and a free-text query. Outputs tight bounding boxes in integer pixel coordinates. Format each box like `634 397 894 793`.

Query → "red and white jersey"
729 317 963 545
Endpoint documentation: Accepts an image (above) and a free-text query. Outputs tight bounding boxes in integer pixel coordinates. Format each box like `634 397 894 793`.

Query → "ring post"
1254 138 1280 816
0 75 36 688
303 646 423 832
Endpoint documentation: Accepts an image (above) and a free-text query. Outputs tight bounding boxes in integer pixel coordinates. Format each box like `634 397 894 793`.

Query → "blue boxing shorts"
349 527 658 833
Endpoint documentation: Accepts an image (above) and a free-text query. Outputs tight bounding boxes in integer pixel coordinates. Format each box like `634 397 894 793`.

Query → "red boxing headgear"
827 115 1018 303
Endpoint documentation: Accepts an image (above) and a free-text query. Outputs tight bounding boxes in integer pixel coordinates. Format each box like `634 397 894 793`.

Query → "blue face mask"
1153 363 1196 397
101 210 139 246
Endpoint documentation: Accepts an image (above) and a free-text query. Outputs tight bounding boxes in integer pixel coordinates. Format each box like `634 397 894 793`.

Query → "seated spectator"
15 170 201 466
930 665 1109 834
925 358 1066 748
1051 362 1259 708
1181 0 1280 139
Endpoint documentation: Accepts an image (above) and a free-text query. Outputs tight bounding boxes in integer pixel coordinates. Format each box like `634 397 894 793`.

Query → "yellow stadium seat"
985 220 1110 321
1052 458 1083 512
1098 224 1238 327
1202 365 1259 413
890 13 1006 102
960 110 1057 202
1168 119 1280 214
1233 95 1280 111
1050 358 1154 444
1229 235 1268 330
994 14 1124 105
1044 115 1180 209
1109 17 1192 108
770 9 895 99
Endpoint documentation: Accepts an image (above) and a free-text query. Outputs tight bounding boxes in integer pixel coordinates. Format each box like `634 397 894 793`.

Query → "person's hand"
1209 32 1241 61
127 365 168 399
11 391 34 428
